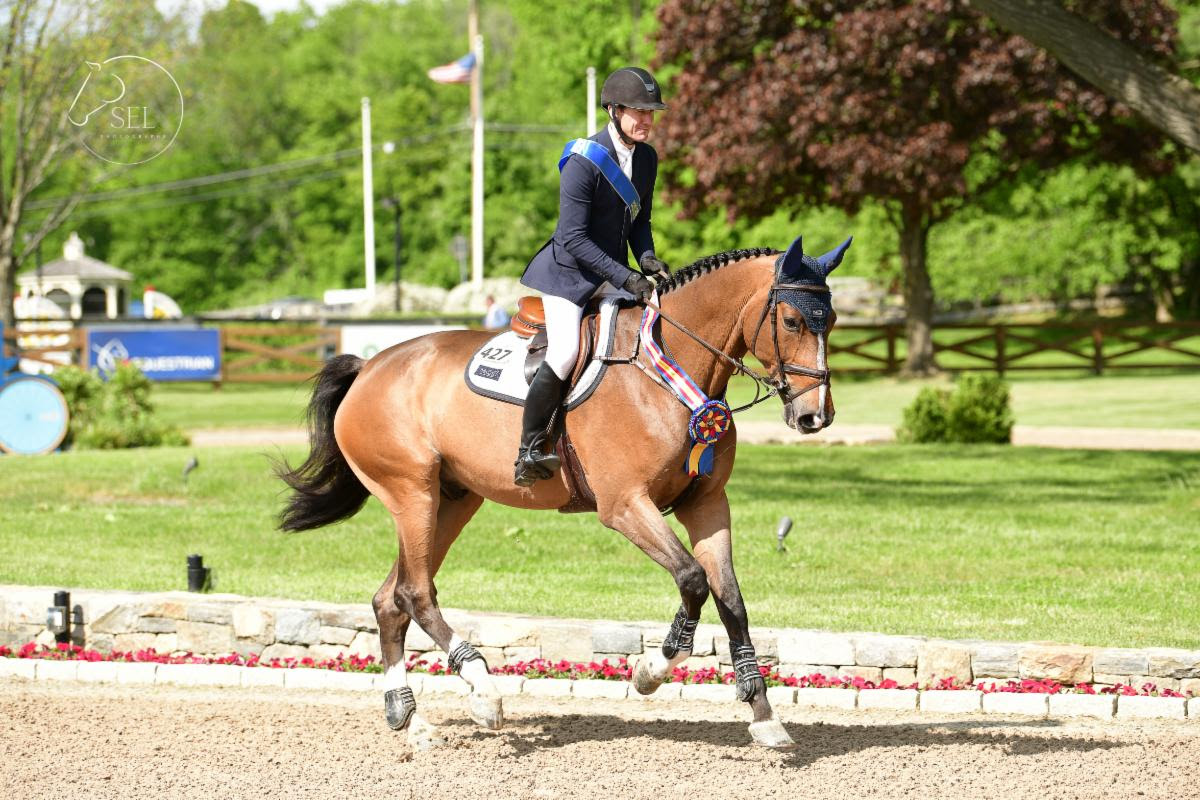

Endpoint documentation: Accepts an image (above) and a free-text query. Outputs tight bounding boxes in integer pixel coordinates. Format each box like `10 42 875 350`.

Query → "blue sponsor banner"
86 329 221 381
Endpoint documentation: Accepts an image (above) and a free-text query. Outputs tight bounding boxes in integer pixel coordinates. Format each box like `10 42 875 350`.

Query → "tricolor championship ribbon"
640 293 732 477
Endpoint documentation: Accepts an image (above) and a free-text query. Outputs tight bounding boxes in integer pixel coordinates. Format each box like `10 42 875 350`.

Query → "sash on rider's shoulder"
558 139 641 220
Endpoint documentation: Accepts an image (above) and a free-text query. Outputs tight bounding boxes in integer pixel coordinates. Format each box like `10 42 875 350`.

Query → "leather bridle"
641 273 832 413
747 279 832 404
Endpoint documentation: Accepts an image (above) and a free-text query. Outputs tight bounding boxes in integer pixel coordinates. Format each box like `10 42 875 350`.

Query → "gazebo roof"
16 232 132 283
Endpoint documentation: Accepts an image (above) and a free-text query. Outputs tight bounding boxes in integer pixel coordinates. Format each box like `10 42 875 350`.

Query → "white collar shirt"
607 122 635 180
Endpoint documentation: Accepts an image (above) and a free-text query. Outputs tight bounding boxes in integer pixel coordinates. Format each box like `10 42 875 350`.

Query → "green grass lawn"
153 372 1200 432
155 383 310 430
726 370 1200 429
2 444 1197 650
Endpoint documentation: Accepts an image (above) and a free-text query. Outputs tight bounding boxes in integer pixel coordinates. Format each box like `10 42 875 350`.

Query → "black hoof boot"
384 686 416 731
513 363 566 487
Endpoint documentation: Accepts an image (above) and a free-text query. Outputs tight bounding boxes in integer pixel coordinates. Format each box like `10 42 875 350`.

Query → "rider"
513 66 671 487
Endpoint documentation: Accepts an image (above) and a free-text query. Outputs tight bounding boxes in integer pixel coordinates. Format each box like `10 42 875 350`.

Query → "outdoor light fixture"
776 517 793 552
187 554 212 593
45 590 71 644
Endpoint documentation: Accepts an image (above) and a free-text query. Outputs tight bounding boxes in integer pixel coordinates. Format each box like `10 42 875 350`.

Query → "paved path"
3 681 1197 800
188 423 1200 450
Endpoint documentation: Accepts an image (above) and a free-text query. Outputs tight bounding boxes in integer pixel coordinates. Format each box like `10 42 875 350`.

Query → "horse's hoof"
406 713 445 751
632 659 664 695
749 717 795 749
468 693 504 730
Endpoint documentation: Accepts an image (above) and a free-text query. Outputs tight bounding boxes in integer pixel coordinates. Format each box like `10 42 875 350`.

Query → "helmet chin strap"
608 105 638 148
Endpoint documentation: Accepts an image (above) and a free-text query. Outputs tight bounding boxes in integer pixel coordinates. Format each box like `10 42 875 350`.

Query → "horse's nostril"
799 414 822 429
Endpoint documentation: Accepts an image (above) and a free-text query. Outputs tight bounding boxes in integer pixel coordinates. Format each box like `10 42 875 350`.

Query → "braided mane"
657 247 780 295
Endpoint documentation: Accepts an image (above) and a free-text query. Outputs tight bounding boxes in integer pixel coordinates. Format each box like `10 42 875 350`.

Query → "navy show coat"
520 126 657 305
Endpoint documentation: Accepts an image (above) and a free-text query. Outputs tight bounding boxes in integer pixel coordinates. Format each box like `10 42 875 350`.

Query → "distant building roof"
16 231 132 283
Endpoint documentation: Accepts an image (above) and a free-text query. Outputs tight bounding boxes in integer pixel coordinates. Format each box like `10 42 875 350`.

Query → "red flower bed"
0 643 1191 697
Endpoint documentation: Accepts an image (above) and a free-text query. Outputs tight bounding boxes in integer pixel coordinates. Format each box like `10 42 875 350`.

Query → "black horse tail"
276 354 370 532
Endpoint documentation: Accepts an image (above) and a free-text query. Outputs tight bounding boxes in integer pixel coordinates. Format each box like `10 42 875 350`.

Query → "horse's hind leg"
373 561 418 731
386 486 501 743
597 494 710 695
676 487 794 748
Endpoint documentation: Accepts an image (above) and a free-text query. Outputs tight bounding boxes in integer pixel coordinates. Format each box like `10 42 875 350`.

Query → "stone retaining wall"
3 585 1199 694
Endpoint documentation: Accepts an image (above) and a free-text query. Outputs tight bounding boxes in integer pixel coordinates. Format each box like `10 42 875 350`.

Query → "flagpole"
586 66 597 136
468 3 484 290
361 97 376 298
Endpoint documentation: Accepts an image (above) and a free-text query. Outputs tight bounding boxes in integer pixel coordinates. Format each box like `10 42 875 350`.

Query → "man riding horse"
514 66 672 487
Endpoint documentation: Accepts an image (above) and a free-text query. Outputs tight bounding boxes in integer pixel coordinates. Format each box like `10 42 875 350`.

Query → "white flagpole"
586 66 597 136
468 0 484 290
361 97 376 298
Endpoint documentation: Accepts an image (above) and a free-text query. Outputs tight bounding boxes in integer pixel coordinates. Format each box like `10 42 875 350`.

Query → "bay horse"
277 236 849 749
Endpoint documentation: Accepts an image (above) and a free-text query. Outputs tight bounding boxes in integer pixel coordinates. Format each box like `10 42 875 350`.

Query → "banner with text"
86 329 221 381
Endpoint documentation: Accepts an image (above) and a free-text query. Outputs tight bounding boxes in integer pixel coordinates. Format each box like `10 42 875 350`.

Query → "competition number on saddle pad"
464 297 622 410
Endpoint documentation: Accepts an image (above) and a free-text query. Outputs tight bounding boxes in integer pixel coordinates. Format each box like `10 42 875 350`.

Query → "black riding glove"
639 253 671 281
622 271 654 303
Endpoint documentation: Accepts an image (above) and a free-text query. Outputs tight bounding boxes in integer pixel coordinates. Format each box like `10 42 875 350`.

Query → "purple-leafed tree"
654 0 1178 374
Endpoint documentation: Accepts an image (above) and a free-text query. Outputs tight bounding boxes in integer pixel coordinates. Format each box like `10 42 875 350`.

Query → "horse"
277 235 850 749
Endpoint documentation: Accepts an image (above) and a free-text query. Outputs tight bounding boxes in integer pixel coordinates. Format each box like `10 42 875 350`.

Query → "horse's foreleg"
676 488 794 748
599 494 710 695
391 489 503 737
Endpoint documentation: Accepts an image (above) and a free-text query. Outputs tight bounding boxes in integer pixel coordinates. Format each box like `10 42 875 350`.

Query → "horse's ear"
778 234 805 278
816 236 853 277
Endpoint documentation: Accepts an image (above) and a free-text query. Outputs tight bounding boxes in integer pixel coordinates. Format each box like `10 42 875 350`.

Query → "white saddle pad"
464 297 623 410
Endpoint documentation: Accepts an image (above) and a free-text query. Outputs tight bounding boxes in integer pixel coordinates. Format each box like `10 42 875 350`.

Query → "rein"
642 276 831 411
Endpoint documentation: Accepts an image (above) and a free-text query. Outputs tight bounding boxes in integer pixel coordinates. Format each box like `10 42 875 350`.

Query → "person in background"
483 295 510 330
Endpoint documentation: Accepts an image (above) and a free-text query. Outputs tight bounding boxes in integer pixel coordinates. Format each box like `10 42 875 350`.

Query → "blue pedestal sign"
87 329 221 381
0 375 69 454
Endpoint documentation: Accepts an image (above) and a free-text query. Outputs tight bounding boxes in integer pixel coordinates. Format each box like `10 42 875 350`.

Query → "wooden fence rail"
219 324 341 383
4 321 1198 380
830 321 1200 374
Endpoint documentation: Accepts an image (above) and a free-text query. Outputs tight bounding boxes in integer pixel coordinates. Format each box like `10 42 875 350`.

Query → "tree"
0 0 184 329
654 0 1177 374
970 0 1200 154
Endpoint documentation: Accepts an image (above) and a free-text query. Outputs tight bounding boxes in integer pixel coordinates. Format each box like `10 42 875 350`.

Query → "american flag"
427 52 476 84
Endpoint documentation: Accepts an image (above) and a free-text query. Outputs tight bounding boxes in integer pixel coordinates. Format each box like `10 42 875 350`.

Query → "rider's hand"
639 253 671 281
622 271 654 303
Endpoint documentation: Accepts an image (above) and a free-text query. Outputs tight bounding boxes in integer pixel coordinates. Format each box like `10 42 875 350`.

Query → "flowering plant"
0 643 1192 697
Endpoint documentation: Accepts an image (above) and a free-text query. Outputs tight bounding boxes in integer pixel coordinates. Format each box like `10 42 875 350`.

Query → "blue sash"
558 139 641 220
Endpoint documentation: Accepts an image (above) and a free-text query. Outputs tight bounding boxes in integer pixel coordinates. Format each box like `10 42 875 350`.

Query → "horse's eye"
782 317 801 332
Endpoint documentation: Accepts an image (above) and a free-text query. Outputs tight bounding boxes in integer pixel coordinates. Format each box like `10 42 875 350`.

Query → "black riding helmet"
601 67 666 147
600 67 668 111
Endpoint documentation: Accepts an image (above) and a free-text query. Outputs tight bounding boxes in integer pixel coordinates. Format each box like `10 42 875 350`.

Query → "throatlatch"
729 639 766 702
660 605 699 659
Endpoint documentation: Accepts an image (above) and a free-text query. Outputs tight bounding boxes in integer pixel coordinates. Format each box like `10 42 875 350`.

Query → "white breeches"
541 282 620 380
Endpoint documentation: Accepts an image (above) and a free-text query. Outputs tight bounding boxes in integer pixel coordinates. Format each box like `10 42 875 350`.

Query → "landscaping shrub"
896 386 951 443
897 374 1013 444
53 363 189 449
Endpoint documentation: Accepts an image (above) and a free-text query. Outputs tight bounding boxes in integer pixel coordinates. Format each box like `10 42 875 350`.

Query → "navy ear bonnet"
773 235 852 334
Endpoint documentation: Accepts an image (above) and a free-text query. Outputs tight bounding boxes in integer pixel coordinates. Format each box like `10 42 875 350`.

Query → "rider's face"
616 106 655 143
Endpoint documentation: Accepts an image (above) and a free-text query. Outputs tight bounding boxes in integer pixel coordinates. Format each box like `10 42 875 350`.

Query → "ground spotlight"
187 554 212 592
776 516 792 552
45 590 71 644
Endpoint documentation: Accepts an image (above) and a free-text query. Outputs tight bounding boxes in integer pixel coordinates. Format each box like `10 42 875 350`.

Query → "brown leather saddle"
510 296 601 387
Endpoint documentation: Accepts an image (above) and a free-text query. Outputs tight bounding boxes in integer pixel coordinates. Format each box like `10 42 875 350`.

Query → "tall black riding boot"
514 363 567 487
